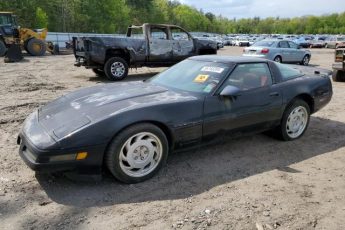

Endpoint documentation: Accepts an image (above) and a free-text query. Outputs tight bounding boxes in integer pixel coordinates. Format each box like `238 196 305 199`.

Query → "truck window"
171 28 190 41
128 27 144 39
150 27 168 40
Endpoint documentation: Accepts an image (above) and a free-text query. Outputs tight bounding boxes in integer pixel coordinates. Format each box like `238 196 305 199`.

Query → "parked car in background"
293 37 311 48
234 36 250 46
309 37 326 48
223 36 233 46
18 56 333 183
243 40 311 65
325 36 345 48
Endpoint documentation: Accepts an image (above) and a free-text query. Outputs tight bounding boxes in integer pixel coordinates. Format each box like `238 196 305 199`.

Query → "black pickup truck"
73 23 218 80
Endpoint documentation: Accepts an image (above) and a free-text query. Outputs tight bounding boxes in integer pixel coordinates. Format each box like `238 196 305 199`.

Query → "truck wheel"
332 70 345 82
104 57 128 81
0 40 7 57
27 38 47 56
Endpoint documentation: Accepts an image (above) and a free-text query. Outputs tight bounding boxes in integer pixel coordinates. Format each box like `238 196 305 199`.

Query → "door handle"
269 92 279 97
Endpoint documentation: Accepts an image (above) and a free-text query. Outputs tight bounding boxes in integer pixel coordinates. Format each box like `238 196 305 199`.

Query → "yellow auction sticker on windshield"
201 66 224 73
194 74 209 83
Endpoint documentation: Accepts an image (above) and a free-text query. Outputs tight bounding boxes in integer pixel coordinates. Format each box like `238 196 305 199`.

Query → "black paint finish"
18 57 333 175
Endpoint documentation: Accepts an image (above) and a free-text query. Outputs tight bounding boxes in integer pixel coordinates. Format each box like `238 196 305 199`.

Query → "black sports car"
18 56 333 183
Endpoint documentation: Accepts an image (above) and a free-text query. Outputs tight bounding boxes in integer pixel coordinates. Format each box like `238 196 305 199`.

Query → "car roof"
188 55 270 64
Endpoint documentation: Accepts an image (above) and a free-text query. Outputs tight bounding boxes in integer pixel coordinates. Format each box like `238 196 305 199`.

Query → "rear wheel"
274 56 282 63
27 38 47 56
0 40 7 57
332 70 345 82
104 57 129 81
300 55 310 66
276 100 310 141
105 123 169 183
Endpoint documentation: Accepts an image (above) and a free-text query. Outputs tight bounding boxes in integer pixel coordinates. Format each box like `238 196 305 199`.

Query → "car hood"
37 81 195 140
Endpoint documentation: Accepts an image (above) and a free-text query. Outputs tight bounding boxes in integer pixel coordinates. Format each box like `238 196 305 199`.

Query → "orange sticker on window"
194 74 209 83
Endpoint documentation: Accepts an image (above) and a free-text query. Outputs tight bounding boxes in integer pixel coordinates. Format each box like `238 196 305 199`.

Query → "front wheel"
277 100 310 141
105 123 169 183
104 57 129 81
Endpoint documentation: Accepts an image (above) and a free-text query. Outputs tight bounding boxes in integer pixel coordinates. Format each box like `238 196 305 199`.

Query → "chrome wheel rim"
303 56 309 65
119 132 163 177
274 56 281 63
110 62 125 78
286 106 308 138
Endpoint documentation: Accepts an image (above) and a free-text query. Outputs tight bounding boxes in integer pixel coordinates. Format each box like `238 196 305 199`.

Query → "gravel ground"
1 47 345 230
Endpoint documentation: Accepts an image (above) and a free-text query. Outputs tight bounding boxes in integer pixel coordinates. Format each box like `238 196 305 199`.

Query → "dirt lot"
1 47 345 230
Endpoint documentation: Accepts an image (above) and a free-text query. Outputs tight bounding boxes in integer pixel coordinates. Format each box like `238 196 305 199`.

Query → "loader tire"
27 38 47 56
0 40 7 57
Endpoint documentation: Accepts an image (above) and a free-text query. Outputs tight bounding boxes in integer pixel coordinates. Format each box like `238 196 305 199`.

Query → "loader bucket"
4 44 23 63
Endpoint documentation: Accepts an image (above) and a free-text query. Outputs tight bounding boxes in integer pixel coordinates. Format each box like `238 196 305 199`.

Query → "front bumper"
18 133 105 174
18 111 105 174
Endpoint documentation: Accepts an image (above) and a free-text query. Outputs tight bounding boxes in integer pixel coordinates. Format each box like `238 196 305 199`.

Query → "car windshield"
253 40 277 47
148 59 232 94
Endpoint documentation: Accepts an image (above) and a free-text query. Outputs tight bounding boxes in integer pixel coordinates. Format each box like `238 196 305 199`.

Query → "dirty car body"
18 56 332 182
73 23 218 81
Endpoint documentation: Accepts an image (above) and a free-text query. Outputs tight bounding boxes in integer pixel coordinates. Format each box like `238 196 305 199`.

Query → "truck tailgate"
72 37 86 57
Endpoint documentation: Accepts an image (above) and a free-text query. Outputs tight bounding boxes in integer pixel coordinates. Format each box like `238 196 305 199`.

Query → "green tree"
35 7 48 28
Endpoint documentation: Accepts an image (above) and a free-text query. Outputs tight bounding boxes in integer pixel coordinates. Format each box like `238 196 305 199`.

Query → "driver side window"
223 63 272 91
150 27 169 40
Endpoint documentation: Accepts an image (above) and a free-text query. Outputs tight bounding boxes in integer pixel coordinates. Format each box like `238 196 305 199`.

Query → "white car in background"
234 36 250 46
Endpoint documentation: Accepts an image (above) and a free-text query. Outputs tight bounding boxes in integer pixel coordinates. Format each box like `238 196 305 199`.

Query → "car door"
278 41 291 62
170 27 194 62
203 63 283 139
148 26 173 62
288 41 304 62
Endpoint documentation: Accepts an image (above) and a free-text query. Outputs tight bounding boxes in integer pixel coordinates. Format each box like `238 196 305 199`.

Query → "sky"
179 0 345 19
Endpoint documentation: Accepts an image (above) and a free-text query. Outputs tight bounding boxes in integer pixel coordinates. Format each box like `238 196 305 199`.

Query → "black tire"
0 40 7 57
274 55 282 63
27 38 47 56
105 123 169 183
92 68 105 77
332 70 345 82
300 55 310 66
276 99 310 141
104 57 129 81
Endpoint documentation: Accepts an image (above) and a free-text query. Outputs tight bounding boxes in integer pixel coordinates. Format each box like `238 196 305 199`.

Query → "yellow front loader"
0 12 57 61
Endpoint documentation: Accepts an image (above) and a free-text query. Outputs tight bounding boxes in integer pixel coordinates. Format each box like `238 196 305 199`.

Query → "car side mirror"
220 85 241 97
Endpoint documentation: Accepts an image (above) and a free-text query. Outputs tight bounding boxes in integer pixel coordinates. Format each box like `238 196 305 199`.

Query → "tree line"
1 0 344 34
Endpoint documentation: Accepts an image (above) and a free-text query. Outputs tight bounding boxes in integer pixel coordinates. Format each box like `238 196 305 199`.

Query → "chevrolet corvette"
18 56 332 183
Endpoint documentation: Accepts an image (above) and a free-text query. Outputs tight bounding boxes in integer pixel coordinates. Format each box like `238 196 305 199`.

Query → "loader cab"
0 12 19 37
